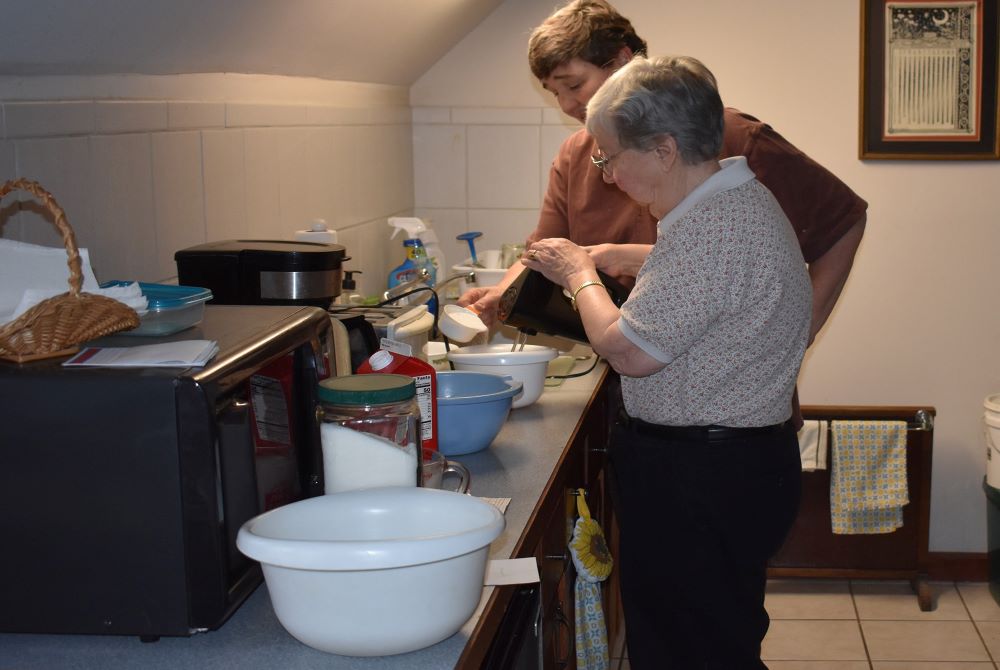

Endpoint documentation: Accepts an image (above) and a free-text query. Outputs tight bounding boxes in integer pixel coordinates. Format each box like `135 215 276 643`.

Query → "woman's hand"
457 285 503 328
521 238 597 289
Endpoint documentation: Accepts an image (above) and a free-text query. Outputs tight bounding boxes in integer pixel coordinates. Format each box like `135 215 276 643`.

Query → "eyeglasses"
590 148 626 174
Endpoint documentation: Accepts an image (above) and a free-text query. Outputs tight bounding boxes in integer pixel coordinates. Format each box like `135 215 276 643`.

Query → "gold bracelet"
570 279 604 312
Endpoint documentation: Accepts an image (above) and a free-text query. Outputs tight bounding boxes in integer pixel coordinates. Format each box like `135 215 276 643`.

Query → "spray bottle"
388 217 438 313
388 217 447 280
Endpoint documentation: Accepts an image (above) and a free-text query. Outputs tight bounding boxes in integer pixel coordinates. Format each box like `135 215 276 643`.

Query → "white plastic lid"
368 349 394 371
985 394 1000 413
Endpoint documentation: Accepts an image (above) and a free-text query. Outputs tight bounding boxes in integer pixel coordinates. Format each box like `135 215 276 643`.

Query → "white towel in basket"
0 238 146 324
797 420 828 471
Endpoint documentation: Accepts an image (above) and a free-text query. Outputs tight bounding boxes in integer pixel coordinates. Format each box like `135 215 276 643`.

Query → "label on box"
484 558 540 585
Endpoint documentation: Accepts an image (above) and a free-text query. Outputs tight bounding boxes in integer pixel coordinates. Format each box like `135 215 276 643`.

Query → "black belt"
620 413 791 442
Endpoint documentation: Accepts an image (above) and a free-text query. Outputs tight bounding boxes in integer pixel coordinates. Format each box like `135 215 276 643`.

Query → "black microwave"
0 305 332 639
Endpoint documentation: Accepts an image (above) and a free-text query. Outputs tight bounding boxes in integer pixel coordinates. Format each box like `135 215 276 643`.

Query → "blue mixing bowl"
436 371 523 456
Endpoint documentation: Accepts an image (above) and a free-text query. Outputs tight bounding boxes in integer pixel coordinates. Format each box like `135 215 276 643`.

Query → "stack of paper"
62 340 219 368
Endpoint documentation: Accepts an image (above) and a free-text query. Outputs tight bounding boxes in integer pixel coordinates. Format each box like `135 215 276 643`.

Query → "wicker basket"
0 178 140 363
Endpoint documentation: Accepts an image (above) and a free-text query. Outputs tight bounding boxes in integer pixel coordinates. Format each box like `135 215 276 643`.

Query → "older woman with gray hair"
521 55 812 669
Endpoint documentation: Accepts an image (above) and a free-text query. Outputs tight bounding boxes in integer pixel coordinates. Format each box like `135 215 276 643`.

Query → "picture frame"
860 0 1000 159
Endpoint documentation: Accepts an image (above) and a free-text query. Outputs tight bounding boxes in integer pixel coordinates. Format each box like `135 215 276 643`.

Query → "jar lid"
318 374 415 405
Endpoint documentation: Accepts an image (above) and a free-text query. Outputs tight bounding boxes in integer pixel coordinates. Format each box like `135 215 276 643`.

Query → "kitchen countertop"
0 359 608 670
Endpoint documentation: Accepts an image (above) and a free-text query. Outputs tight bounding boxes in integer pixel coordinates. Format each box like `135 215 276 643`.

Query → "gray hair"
585 55 724 164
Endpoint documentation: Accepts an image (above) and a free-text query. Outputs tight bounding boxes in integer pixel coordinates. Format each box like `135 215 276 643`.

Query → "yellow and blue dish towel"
569 488 612 670
830 420 909 534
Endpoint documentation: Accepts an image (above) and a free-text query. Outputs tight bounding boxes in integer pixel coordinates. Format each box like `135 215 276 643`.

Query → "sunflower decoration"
568 488 613 582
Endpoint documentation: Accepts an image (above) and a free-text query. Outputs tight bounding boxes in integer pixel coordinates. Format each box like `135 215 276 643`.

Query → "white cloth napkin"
797 420 829 471
89 282 148 315
0 239 146 324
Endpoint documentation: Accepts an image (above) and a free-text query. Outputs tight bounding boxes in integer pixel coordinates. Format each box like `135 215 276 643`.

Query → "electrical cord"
545 354 601 380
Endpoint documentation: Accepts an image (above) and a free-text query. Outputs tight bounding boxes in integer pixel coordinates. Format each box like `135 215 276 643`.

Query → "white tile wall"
412 107 450 124
226 102 308 128
354 218 399 298
5 102 95 138
467 209 540 253
89 133 157 282
0 94 548 298
95 101 168 135
413 208 469 268
1 93 416 288
202 129 247 242
0 140 15 238
275 127 321 233
411 106 581 256
467 125 540 209
354 123 413 220
304 106 369 126
15 136 92 248
167 102 225 130
151 131 206 280
450 108 541 125
243 128 282 240
540 124 574 203
413 124 466 208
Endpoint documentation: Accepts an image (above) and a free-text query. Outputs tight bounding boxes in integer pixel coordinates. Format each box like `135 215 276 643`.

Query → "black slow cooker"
175 240 348 309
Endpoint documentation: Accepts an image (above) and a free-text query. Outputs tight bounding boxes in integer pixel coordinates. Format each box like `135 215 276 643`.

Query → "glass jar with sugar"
316 374 420 494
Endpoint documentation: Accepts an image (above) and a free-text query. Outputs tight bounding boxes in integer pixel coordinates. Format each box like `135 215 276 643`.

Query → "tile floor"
611 580 1000 669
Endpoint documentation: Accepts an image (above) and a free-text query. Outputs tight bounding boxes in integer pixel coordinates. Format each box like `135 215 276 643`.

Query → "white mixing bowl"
446 343 558 408
236 487 505 656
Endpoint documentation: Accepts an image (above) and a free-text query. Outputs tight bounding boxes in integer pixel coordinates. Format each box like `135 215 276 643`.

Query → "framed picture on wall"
860 0 1000 159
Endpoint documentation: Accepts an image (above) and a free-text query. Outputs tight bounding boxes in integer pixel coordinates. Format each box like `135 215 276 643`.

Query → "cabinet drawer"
541 567 575 670
537 489 575 607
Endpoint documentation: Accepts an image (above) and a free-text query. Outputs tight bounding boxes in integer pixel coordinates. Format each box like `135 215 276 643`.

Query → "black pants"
608 417 802 670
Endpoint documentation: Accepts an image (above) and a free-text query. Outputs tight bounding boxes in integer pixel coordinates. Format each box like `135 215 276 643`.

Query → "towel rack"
769 404 936 611
808 406 933 431
816 409 933 433
910 409 933 431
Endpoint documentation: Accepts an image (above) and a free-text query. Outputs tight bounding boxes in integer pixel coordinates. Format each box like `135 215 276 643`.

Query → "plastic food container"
102 281 212 336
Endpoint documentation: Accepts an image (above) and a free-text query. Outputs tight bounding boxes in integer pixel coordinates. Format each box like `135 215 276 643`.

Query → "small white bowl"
446 343 558 409
439 304 488 343
237 487 504 656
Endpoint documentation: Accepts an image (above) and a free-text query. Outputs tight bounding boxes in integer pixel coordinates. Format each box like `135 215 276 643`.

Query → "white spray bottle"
388 217 446 284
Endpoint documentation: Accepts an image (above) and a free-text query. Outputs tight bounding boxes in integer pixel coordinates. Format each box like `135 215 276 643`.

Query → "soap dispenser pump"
335 270 362 305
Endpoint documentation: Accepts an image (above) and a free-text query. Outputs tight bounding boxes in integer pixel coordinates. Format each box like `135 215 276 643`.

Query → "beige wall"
412 0 1000 552
0 74 414 299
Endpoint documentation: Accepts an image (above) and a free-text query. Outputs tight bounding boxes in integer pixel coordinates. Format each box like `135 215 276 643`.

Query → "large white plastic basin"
236 487 505 656
446 343 558 408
